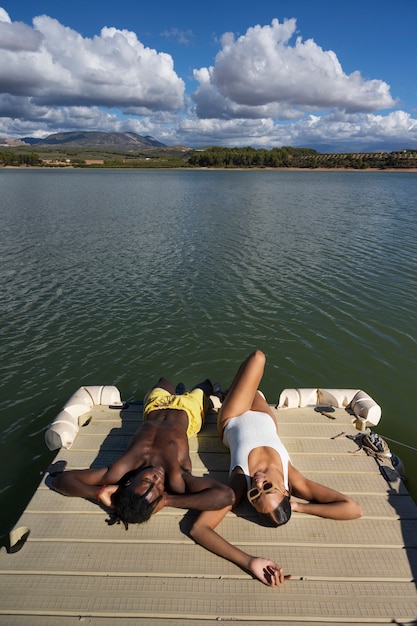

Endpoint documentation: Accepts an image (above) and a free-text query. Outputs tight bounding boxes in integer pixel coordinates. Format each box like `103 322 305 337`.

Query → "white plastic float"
45 385 123 451
277 388 381 430
44 385 381 450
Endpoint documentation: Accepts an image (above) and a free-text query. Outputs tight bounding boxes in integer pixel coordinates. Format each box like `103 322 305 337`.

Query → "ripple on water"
1 169 417 533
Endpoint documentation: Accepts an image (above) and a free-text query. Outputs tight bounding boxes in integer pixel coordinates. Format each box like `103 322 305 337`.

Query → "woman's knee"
252 349 266 366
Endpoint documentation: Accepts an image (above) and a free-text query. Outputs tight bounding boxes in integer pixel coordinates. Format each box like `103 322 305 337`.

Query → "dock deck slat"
6 512 417 547
1 542 415 580
1 576 417 622
1 403 416 624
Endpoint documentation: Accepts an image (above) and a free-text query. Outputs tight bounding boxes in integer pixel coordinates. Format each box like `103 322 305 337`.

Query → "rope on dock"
381 435 417 454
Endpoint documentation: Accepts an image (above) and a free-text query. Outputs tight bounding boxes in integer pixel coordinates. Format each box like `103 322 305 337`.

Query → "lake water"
1 168 417 538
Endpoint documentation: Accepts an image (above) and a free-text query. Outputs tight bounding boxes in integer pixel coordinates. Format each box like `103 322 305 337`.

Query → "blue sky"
0 0 416 152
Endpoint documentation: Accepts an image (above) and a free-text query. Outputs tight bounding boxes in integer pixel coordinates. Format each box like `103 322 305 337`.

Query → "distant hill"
19 131 167 149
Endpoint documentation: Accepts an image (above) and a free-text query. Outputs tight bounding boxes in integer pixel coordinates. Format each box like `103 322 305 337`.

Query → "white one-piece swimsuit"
222 410 291 490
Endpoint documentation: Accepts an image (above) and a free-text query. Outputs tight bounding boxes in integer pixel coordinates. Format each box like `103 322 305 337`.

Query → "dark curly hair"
105 483 162 530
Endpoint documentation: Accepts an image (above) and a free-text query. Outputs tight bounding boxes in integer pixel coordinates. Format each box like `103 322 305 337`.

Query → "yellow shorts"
143 387 206 438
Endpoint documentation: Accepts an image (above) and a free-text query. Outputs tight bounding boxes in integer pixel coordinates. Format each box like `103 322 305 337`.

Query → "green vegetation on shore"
0 151 43 167
189 146 417 169
1 145 417 170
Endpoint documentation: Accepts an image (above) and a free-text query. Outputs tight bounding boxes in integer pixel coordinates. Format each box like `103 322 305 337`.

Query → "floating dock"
1 397 416 624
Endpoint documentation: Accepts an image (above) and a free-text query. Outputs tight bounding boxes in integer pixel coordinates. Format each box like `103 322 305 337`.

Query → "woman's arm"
189 471 286 586
289 465 363 520
190 506 285 586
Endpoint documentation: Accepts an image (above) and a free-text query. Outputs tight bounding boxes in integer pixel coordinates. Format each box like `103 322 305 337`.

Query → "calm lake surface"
1 168 417 537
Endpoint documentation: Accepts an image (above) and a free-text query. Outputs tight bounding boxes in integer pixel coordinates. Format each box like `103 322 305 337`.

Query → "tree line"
2 146 417 169
188 146 316 168
188 146 417 169
0 151 41 166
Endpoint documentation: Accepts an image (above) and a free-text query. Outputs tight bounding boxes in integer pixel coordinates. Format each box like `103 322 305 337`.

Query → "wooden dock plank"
0 541 415 580
24 489 417 518
50 449 381 473
6 511 417 548
1 576 416 622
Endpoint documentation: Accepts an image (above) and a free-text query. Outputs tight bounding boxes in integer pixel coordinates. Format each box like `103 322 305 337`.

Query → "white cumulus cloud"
173 109 417 152
193 18 395 119
0 9 42 51
0 7 10 22
0 11 185 112
0 9 414 152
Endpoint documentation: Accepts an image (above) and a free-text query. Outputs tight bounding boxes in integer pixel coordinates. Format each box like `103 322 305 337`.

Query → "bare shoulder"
229 467 247 504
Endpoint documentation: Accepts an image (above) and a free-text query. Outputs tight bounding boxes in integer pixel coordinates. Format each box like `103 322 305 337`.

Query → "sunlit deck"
1 396 416 625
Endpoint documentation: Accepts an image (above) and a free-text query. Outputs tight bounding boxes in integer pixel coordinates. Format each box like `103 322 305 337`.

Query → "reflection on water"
1 169 417 535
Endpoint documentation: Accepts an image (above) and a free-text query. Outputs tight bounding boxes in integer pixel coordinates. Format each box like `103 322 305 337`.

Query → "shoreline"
2 165 417 172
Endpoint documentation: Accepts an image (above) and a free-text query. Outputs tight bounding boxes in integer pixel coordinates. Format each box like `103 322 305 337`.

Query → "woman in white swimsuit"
190 349 362 586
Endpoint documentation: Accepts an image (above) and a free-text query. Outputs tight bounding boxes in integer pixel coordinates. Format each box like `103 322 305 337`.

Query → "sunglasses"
247 481 287 504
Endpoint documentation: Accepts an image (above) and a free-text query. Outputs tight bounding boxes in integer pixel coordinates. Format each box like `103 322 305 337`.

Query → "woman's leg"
217 350 266 436
250 390 278 424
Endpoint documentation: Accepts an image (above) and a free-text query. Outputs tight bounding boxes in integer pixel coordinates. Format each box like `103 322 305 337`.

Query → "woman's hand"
248 556 287 586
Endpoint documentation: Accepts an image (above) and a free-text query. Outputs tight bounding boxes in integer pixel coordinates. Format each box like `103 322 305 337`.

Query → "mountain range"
16 131 168 149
